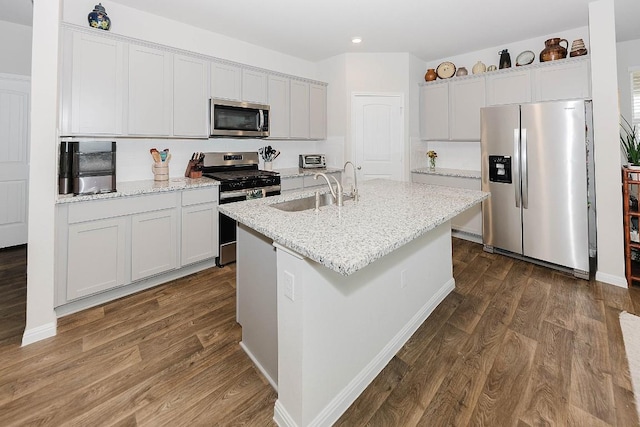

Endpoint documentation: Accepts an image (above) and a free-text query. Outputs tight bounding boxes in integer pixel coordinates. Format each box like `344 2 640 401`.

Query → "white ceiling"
2 0 640 62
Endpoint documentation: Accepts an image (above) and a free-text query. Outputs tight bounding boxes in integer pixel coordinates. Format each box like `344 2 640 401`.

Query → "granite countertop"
56 177 219 204
276 167 342 179
219 179 489 276
412 168 481 179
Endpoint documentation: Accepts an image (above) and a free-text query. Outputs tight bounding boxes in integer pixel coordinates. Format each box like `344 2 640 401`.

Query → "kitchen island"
219 179 488 427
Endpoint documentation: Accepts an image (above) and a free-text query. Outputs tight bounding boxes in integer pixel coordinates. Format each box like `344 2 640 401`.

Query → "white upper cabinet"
486 70 532 106
211 62 242 101
290 80 310 139
128 44 173 136
533 59 591 102
267 75 290 138
173 55 209 137
449 78 485 140
60 30 125 136
242 69 268 104
309 83 327 140
419 83 449 140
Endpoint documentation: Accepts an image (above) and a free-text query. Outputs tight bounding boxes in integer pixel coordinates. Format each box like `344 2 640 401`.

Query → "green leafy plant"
621 115 640 166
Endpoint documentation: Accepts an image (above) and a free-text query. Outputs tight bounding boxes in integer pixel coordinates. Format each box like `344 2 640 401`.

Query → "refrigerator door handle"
513 129 520 208
521 128 528 209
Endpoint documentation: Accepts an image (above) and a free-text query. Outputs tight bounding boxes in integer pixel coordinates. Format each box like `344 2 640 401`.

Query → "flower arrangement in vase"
621 116 640 169
427 150 438 170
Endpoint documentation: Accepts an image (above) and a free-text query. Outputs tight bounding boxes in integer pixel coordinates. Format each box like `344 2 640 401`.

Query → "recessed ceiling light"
351 37 362 44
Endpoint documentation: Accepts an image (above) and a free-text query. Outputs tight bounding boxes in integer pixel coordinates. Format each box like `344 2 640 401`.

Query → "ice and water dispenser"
488 155 512 184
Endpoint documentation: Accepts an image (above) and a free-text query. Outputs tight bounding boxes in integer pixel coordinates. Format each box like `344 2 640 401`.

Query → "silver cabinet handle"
513 129 520 208
521 128 528 209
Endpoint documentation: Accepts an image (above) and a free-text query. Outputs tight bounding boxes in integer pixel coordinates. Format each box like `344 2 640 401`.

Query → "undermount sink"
271 193 352 212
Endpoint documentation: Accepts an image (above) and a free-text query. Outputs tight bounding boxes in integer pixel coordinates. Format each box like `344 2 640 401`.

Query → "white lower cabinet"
181 187 219 266
131 209 178 281
57 187 218 307
67 217 127 300
281 171 342 192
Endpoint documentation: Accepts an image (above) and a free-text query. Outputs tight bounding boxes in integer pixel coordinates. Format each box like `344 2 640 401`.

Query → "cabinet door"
61 30 125 136
290 80 310 139
267 75 290 138
131 209 178 281
128 45 173 136
533 59 591 102
242 69 268 104
280 177 304 191
173 55 208 137
211 62 242 101
450 78 485 140
486 70 532 106
181 202 219 266
309 83 327 139
67 217 126 300
419 83 449 140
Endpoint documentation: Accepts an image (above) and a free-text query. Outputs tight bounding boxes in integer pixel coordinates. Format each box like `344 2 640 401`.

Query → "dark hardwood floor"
0 239 638 426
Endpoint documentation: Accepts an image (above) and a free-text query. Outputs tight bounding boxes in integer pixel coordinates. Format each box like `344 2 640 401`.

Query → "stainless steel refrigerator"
480 100 596 279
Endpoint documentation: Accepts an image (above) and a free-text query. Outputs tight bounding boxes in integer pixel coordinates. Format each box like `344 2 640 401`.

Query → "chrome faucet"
314 172 343 207
343 161 359 202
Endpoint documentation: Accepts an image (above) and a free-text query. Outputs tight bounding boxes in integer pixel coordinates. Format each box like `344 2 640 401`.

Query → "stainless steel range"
202 152 280 266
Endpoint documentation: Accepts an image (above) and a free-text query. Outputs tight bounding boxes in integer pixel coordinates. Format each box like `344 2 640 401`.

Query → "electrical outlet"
401 269 407 288
284 271 295 301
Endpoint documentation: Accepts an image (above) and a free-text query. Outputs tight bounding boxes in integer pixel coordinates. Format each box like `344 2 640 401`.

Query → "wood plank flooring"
0 239 639 426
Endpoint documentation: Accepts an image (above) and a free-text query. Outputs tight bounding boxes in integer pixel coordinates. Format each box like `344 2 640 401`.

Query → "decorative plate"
436 61 456 79
516 50 535 66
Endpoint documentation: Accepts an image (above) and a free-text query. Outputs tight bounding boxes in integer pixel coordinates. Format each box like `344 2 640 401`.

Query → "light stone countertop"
276 167 342 179
219 178 489 276
412 167 481 179
56 177 219 204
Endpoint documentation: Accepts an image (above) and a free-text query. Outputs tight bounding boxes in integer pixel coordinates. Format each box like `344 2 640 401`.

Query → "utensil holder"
264 161 273 171
152 163 169 181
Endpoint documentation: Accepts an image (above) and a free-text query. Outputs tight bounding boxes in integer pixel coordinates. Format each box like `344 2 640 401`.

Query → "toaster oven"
299 154 326 169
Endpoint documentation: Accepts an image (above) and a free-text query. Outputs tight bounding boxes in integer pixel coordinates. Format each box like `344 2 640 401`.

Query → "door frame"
350 92 406 181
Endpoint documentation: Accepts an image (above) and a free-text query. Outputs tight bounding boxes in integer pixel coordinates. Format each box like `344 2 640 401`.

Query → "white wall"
62 0 316 79
23 0 61 345
417 26 590 172
0 20 32 76
590 0 626 286
617 38 640 122
60 0 328 179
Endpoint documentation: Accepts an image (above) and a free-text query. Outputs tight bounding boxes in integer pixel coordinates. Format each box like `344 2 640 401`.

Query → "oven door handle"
219 185 281 201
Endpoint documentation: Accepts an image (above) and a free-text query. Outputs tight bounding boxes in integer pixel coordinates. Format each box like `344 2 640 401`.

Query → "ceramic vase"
472 61 486 74
424 69 437 82
88 3 111 31
456 67 468 77
540 38 568 62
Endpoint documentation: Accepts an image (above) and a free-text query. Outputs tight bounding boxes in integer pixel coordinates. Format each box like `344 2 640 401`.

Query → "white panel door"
419 83 449 140
241 69 267 104
0 75 30 248
449 78 485 140
131 208 178 281
210 62 242 101
353 94 404 182
267 75 290 138
173 55 208 137
290 80 310 139
309 83 327 139
128 45 173 136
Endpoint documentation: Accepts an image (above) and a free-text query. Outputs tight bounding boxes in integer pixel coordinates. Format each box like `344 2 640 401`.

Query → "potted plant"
621 115 640 169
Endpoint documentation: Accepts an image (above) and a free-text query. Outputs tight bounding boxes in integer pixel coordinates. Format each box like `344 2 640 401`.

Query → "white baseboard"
239 341 278 392
272 277 455 427
22 321 57 346
595 270 628 288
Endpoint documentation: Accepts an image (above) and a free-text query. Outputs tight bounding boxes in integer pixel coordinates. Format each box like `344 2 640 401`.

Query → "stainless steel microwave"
209 98 270 138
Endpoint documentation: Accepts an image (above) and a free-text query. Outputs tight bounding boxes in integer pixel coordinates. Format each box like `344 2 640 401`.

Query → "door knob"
357 166 362 170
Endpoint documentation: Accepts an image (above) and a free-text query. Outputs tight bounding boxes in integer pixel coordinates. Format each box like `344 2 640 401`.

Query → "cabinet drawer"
68 192 178 223
182 187 219 206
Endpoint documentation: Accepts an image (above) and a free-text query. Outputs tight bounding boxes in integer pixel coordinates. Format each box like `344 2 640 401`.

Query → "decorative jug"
498 49 511 69
540 38 568 62
424 69 437 82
